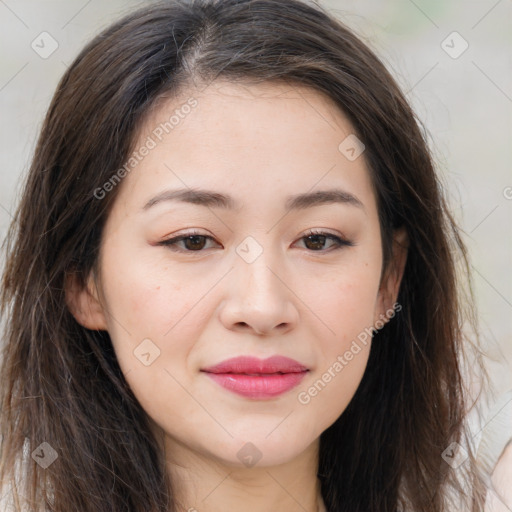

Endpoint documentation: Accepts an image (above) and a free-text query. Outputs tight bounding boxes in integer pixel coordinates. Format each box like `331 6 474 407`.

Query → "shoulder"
484 440 512 511
464 357 512 511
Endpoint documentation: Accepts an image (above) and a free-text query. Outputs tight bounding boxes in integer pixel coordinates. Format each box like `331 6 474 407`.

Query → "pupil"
185 235 205 250
182 234 328 251
306 234 326 250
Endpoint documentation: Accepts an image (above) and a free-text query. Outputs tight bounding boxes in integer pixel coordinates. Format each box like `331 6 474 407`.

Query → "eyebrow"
142 187 365 213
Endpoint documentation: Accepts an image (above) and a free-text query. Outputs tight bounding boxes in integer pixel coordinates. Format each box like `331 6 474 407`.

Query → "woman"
0 0 496 510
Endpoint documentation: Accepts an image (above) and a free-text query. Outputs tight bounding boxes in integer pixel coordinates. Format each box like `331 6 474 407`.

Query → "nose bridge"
220 233 298 335
234 234 282 298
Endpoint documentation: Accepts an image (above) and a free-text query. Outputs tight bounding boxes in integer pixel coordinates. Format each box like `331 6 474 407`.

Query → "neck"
162 435 326 512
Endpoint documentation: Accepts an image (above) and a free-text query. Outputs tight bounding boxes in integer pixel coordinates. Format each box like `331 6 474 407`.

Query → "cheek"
299 259 379 419
315 260 381 348
297 281 376 430
97 243 201 373
104 280 202 370
100 240 199 332
100 270 203 419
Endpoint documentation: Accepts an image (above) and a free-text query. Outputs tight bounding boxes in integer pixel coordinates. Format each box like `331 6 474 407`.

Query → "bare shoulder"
485 441 512 511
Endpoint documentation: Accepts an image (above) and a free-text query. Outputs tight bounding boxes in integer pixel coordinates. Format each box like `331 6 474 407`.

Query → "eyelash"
158 228 354 254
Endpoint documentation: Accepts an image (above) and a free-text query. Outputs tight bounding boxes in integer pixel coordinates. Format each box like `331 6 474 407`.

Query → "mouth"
201 355 309 399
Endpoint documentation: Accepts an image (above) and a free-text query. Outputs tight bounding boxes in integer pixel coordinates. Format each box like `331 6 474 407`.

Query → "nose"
218 243 300 336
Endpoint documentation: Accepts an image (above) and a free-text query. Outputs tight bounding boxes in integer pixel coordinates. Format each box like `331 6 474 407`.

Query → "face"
68 80 406 470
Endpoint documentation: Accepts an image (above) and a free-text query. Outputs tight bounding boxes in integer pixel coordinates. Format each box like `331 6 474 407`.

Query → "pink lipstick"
201 355 309 399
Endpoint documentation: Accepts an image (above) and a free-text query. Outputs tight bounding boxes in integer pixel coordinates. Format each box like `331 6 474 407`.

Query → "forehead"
117 80 376 216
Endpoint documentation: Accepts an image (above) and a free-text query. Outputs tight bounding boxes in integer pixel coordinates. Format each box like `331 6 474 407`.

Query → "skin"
485 442 512 511
66 80 408 512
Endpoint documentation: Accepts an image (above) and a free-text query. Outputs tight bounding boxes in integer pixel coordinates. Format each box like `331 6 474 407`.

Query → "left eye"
158 230 353 253
296 231 353 251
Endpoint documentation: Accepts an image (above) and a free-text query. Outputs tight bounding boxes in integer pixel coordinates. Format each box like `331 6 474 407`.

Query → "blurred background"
0 0 510 460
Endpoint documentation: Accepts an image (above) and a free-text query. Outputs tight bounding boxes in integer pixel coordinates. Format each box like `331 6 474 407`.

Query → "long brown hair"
0 0 487 510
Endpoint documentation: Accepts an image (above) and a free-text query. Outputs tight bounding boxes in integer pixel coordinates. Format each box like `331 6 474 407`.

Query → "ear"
374 227 408 325
65 268 108 330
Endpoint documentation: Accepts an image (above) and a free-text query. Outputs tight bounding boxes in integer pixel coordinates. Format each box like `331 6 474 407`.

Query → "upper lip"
201 356 309 374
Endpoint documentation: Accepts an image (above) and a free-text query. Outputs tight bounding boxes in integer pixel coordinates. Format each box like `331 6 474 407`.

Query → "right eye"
158 230 221 253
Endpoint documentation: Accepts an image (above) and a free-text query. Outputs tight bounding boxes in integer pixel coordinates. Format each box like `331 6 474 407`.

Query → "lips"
201 356 309 399
202 355 309 374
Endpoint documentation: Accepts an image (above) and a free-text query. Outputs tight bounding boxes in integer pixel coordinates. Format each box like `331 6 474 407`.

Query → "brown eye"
159 232 219 252
303 234 330 251
297 230 354 252
158 229 353 254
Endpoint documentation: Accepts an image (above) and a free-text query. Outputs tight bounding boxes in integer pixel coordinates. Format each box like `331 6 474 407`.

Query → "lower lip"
203 372 308 399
